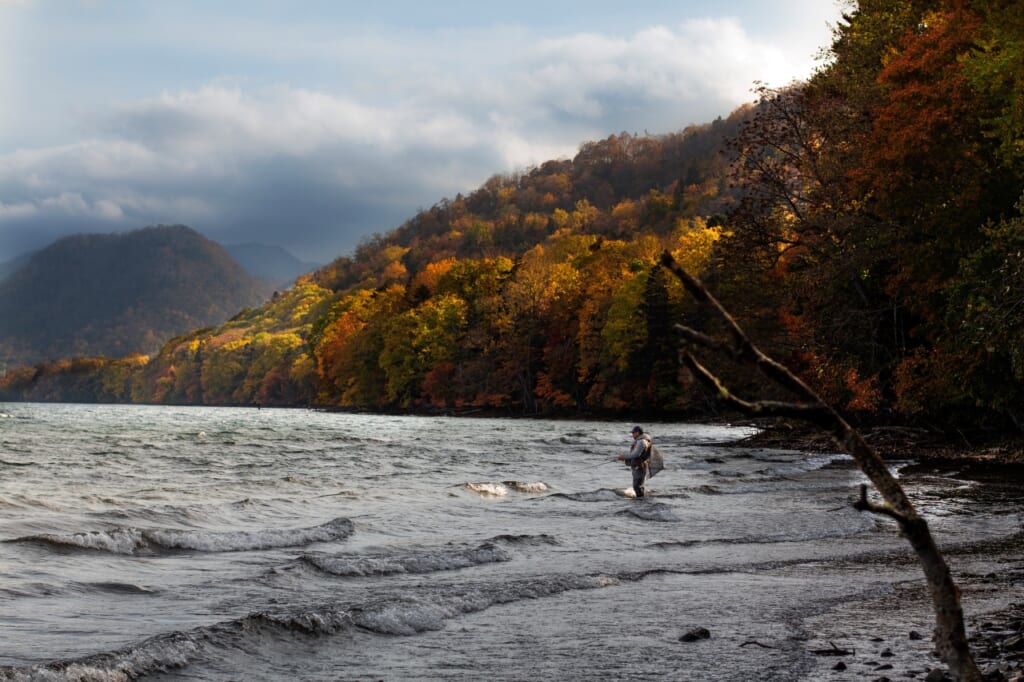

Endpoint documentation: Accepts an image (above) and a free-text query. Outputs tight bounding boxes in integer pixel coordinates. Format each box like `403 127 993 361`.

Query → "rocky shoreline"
734 421 1024 680
969 601 1024 681
732 420 1024 464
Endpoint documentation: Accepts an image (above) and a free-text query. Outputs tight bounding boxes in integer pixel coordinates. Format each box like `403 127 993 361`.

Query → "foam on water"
502 480 549 493
463 482 509 497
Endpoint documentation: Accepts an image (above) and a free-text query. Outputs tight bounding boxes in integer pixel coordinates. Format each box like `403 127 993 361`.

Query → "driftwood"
660 251 981 681
810 642 853 656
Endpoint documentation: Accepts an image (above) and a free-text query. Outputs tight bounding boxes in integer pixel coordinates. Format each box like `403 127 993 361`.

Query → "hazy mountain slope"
0 252 33 284
225 242 321 287
0 225 273 365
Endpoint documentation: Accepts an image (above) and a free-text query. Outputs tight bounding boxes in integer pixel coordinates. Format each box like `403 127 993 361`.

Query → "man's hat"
631 425 643 434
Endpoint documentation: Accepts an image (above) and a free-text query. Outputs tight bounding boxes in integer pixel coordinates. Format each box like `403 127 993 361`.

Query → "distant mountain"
0 252 33 284
225 242 320 287
0 225 274 366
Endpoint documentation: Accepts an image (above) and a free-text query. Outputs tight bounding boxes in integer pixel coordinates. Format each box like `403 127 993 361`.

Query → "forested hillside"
0 225 272 366
4 0 1023 434
0 117 742 412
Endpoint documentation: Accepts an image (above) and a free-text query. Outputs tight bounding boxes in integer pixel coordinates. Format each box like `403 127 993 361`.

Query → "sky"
0 0 845 265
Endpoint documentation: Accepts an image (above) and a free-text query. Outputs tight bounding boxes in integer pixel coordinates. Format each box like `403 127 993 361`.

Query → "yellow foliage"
570 199 599 230
381 244 410 263
611 199 641 231
551 208 570 229
670 218 721 275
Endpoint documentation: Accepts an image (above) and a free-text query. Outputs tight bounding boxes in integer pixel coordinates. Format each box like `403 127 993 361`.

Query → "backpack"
646 444 665 478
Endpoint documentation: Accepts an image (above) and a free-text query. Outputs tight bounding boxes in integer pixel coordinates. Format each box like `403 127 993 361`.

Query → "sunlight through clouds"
0 1 841 264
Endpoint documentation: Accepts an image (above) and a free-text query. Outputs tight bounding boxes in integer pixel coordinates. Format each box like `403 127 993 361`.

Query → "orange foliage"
842 367 881 413
409 258 457 298
315 310 366 395
420 361 456 407
534 371 575 408
892 347 969 416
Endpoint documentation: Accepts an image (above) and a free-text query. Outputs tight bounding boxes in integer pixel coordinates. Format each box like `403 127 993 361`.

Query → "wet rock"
924 668 949 682
875 663 894 670
832 661 846 671
880 648 894 657
679 627 711 642
910 630 924 640
981 667 1010 681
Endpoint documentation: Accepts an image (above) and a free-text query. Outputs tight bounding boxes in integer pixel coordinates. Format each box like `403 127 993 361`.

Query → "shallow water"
0 403 1020 681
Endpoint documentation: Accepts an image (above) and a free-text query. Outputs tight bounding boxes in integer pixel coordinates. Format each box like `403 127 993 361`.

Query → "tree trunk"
660 251 980 681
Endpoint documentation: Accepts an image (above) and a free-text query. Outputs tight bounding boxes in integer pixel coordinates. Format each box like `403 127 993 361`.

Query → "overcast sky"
0 0 844 265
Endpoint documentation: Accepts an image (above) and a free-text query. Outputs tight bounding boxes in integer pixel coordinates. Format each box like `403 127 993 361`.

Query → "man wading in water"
618 426 652 498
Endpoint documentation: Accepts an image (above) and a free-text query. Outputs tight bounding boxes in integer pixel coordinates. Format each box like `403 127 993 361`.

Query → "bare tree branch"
853 484 909 525
681 351 833 425
662 254 819 401
661 250 980 681
675 325 728 355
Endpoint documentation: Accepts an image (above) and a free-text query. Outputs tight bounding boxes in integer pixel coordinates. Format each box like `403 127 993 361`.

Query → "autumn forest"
3 0 1023 434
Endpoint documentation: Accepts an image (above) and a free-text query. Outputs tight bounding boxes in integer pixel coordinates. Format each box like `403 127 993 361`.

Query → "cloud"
0 17 818 263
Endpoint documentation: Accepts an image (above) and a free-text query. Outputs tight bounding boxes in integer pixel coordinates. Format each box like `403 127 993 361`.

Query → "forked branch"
660 251 980 681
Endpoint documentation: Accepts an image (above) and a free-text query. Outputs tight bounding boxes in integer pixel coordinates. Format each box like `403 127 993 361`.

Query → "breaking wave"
553 489 625 502
502 480 549 493
464 482 509 497
0 572 620 681
299 542 511 577
621 502 680 522
9 517 353 555
464 481 549 497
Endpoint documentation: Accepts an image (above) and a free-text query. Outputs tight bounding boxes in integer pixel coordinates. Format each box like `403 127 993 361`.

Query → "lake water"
0 403 1021 681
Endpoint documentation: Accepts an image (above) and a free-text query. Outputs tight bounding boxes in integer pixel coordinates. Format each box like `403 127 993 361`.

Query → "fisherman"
617 425 652 498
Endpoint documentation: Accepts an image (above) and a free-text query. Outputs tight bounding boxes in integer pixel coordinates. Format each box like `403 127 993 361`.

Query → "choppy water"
0 403 1021 681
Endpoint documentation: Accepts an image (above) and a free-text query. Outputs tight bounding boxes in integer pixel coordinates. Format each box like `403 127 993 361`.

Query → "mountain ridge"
225 242 321 288
0 225 274 366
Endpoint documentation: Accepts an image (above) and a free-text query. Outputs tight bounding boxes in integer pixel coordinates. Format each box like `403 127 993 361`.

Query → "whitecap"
464 482 509 497
21 527 149 555
502 480 549 493
146 517 353 552
15 517 354 555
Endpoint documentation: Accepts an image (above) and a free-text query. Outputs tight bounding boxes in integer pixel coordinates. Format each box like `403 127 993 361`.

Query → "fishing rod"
573 457 621 472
